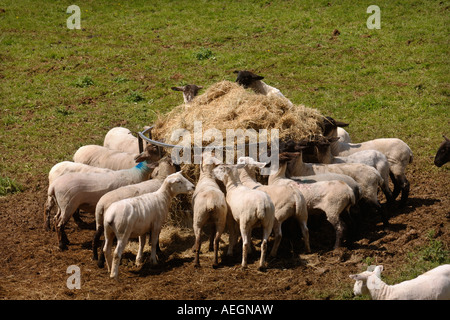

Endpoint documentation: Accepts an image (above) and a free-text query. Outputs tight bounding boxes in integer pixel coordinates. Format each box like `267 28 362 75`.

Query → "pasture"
0 0 448 300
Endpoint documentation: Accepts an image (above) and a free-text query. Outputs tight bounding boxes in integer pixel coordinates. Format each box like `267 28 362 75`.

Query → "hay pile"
149 81 325 228
152 80 324 145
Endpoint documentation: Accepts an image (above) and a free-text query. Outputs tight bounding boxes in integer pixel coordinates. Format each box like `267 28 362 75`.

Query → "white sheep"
337 127 351 143
92 156 176 265
103 171 195 280
192 154 227 268
171 84 203 104
234 70 293 106
349 265 450 300
237 156 310 256
314 141 393 203
103 127 150 154
44 161 114 230
285 145 389 227
269 152 356 249
73 143 159 170
46 146 159 250
324 117 413 205
213 164 275 270
48 161 113 186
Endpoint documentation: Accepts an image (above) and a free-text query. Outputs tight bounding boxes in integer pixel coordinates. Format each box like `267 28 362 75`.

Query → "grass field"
0 0 448 300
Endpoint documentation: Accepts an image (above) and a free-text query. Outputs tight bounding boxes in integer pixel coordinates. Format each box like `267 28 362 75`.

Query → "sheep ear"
171 86 184 92
233 70 240 74
444 135 449 142
252 75 264 81
374 265 383 276
336 121 349 127
197 86 203 89
349 274 365 281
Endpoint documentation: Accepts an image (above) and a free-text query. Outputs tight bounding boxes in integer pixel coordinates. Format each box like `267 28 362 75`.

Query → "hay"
149 80 325 228
152 80 324 145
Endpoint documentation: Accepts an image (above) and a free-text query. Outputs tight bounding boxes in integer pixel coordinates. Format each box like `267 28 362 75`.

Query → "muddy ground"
0 158 448 300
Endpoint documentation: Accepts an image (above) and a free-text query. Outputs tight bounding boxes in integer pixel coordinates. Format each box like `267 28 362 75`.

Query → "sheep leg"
193 224 202 268
258 227 271 271
149 227 160 265
43 196 53 230
92 225 104 262
209 224 216 252
240 222 253 269
298 220 311 253
269 220 282 258
72 209 88 228
212 221 225 269
389 171 401 200
103 227 115 273
226 218 238 256
136 234 146 267
111 237 128 280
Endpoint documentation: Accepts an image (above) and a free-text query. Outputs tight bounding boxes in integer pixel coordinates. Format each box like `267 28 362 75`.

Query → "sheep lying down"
350 264 450 300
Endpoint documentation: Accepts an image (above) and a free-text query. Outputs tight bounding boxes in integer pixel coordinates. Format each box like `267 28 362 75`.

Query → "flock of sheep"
43 71 450 299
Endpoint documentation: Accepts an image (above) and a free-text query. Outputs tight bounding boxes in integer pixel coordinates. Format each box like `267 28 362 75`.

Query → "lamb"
313 140 393 203
171 84 203 104
236 156 310 256
103 126 150 154
73 143 160 170
234 70 293 106
323 117 413 205
92 156 176 266
213 164 275 270
284 143 389 226
192 154 227 268
337 127 351 143
103 171 195 280
434 135 450 167
349 264 450 300
45 145 159 250
268 153 356 249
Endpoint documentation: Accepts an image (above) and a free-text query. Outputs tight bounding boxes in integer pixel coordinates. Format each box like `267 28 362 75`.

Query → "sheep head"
171 84 203 104
234 70 264 89
134 144 160 163
349 265 384 297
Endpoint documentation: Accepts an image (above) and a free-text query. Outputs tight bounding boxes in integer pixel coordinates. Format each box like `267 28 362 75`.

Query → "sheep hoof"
257 265 267 272
212 263 219 269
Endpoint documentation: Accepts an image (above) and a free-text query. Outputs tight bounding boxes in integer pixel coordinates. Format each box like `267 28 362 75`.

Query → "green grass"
0 177 23 196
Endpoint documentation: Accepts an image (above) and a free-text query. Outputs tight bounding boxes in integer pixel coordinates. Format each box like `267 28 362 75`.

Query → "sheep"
268 152 356 249
103 127 150 154
284 142 389 226
213 164 275 270
236 156 310 256
45 145 159 250
73 143 160 170
92 156 177 266
312 139 393 203
171 84 203 104
234 70 293 106
103 171 195 280
337 127 351 143
48 161 113 186
434 135 450 167
192 154 227 268
323 117 413 205
44 161 114 230
349 264 450 300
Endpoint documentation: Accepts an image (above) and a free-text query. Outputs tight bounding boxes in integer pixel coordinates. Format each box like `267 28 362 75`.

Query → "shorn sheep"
45 145 159 250
434 135 450 167
268 153 356 249
103 126 150 154
234 70 293 106
192 154 227 268
322 117 413 205
350 264 450 300
284 143 389 226
73 143 159 170
171 84 203 104
236 156 310 256
103 171 194 280
92 156 176 266
213 164 275 270
313 140 393 203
